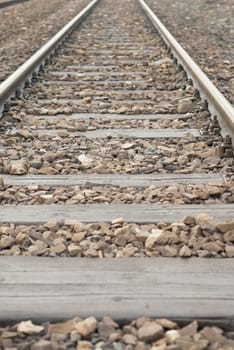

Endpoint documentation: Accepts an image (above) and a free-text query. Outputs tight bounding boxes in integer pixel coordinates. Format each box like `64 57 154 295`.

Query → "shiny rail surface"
138 0 234 142
0 0 99 115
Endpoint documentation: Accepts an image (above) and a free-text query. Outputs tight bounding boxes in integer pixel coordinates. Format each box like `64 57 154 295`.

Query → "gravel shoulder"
0 0 89 82
146 0 234 104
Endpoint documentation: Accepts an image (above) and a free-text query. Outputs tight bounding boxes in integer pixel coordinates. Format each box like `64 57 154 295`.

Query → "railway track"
0 0 29 9
0 0 234 348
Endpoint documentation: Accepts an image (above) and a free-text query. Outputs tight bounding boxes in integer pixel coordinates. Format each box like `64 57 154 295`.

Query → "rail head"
0 0 29 9
0 0 99 115
138 0 234 142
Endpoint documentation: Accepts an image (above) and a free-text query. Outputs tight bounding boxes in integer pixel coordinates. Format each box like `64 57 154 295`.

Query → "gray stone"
31 340 57 350
177 99 193 113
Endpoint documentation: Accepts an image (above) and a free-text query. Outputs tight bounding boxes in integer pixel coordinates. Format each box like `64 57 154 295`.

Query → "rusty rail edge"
138 0 234 141
0 0 99 116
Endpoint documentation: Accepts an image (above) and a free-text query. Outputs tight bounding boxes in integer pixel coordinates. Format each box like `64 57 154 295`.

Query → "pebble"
78 154 93 167
77 340 93 350
225 246 234 258
160 245 178 257
75 317 97 337
0 236 14 249
177 99 193 113
179 321 198 337
201 242 222 253
166 330 180 343
224 230 234 242
216 221 234 233
31 340 57 350
145 229 166 249
17 320 44 335
179 245 192 257
48 318 80 335
138 321 164 342
156 319 177 330
8 159 28 175
68 243 81 256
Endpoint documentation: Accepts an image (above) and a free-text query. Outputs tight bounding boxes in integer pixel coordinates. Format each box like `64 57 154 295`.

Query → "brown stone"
225 245 234 257
75 317 97 337
0 177 4 186
72 232 86 243
16 129 33 139
224 230 234 242
176 337 199 350
145 229 167 249
122 333 137 345
179 321 198 337
200 326 229 345
9 159 28 175
216 221 234 233
1 331 18 338
48 318 79 335
160 245 178 257
114 224 134 237
51 243 66 255
179 245 192 257
76 123 88 132
182 216 196 225
76 340 93 350
0 236 14 249
138 321 164 342
201 242 222 253
135 230 149 243
102 316 118 329
195 214 215 227
28 240 48 256
68 243 81 257
39 166 58 175
156 319 177 330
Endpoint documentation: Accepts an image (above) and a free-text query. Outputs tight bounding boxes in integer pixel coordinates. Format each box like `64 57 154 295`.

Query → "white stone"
78 154 92 167
17 320 44 334
166 329 180 343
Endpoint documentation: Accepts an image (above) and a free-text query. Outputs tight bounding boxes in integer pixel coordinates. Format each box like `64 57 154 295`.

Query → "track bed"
0 0 234 347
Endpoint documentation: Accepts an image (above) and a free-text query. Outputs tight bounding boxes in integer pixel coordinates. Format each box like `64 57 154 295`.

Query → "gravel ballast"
0 0 89 82
0 216 234 258
1 317 234 349
147 0 234 104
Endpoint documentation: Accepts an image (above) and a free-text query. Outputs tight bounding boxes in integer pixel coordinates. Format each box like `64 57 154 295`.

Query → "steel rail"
0 0 99 115
0 0 29 9
138 0 234 141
